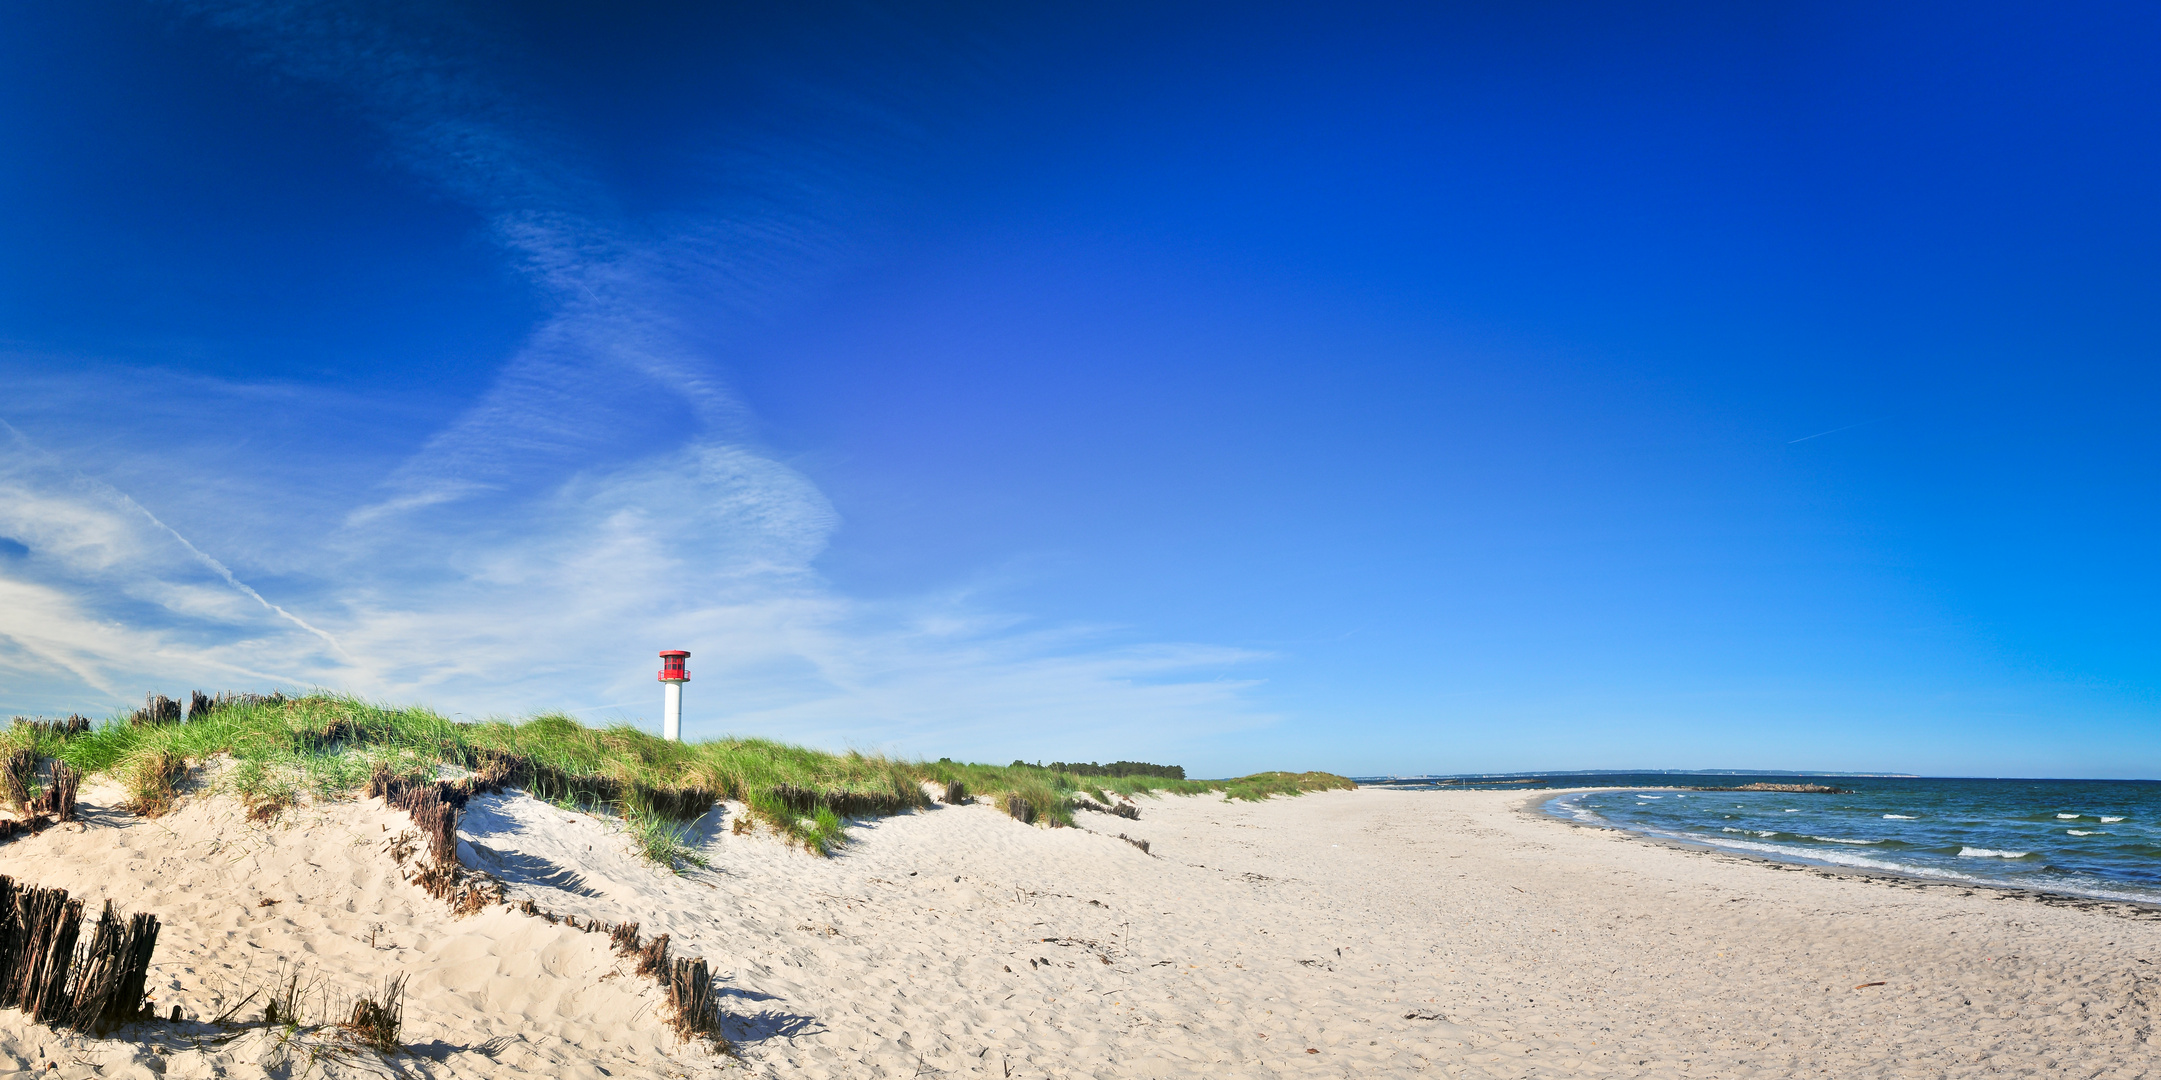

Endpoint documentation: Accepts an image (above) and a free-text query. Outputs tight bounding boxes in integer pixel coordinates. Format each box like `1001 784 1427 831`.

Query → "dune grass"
1216 770 1361 801
917 759 1355 822
26 694 1353 863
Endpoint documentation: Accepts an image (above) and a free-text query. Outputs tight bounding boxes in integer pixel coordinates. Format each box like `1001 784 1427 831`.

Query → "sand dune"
0 781 704 1080
0 784 2153 1077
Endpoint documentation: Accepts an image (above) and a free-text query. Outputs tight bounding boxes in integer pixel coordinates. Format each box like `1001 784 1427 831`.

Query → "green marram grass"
25 694 1354 866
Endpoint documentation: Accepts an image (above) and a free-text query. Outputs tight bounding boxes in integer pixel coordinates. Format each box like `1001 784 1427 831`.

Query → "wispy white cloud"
0 425 346 710
0 423 1270 757
0 1 1273 761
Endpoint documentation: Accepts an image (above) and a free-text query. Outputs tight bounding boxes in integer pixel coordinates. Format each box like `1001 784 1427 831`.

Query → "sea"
1360 772 2161 905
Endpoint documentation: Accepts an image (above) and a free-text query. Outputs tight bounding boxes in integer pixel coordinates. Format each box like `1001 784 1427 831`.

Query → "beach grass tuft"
337 974 406 1054
120 749 187 818
0 749 34 814
626 808 710 871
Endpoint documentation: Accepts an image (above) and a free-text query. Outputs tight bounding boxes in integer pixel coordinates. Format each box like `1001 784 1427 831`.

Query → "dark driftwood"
340 973 406 1051
64 901 160 1033
770 783 911 819
179 690 290 723
1 751 32 814
35 763 78 823
370 764 734 1050
0 880 157 1031
1076 798 1140 820
630 783 719 821
369 768 501 915
635 934 670 980
131 695 181 727
8 717 90 740
13 884 82 1023
667 956 723 1040
0 818 48 844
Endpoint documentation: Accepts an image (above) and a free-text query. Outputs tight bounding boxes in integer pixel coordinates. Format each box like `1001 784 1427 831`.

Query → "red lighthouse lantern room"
657 651 690 682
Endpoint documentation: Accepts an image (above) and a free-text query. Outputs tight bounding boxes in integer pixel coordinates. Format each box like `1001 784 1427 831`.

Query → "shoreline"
1522 786 2161 918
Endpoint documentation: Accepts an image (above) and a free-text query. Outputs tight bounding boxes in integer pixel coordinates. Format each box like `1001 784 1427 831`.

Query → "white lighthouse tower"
657 650 690 741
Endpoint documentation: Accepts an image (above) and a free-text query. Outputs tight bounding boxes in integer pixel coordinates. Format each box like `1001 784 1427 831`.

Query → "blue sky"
1 1 2155 777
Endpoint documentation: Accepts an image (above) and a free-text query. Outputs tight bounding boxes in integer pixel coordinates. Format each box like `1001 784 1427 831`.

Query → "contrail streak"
128 501 355 663
0 420 353 663
1788 418 1886 444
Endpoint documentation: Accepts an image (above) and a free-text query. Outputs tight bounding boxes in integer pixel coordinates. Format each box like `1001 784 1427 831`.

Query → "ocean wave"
1679 835 2161 900
1783 808 1801 813
1883 814 1917 819
1547 794 1605 825
2103 816 2127 823
1685 836 1964 878
2057 813 2082 820
2067 830 2106 837
1543 794 2161 906
1806 835 1882 845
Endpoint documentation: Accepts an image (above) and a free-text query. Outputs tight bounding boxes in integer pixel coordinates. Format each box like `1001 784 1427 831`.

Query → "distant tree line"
1013 760 1187 780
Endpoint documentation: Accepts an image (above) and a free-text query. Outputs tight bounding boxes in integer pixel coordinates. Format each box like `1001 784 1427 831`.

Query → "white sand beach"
0 784 2153 1078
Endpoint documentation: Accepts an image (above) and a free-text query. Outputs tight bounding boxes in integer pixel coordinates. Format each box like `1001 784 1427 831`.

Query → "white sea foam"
1680 834 2017 886
1688 836 1950 877
1550 800 2161 905
1754 830 1777 837
2057 813 2081 820
1547 793 1605 825
1637 795 1663 799
1784 809 1801 813
2103 816 2126 823
2067 830 2105 837
1806 835 1882 845
1883 814 1917 819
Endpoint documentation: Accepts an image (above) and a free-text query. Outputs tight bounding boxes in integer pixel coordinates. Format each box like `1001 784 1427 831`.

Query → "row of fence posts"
0 712 162 1034
130 691 288 727
0 877 160 1035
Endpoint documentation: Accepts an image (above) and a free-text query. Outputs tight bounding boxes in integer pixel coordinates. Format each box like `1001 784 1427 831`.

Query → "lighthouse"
657 650 690 741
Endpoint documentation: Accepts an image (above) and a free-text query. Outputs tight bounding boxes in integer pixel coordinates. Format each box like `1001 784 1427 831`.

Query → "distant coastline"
1358 769 1922 784
1355 770 1921 792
